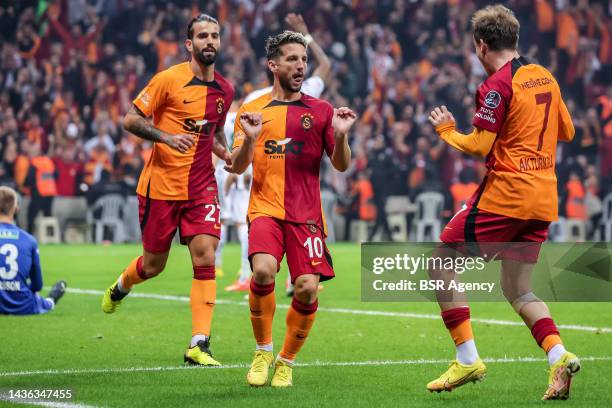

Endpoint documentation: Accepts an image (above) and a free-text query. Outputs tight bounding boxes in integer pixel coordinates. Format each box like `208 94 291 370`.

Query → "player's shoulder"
301 93 334 115
240 92 273 112
149 62 191 86
2 224 38 248
478 58 517 101
511 57 559 88
213 71 235 96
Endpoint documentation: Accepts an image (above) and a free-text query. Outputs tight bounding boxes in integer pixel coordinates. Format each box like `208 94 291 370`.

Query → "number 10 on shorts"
303 237 324 258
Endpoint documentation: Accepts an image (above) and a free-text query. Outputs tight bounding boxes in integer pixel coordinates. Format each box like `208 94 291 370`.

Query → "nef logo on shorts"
264 138 305 158
216 97 224 115
301 113 314 131
484 90 502 109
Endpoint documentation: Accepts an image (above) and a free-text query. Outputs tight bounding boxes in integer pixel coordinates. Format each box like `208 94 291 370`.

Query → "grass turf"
0 243 610 407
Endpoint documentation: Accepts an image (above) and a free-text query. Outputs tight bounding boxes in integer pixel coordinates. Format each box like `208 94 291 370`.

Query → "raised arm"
285 13 331 82
429 105 496 157
228 112 262 174
330 107 357 172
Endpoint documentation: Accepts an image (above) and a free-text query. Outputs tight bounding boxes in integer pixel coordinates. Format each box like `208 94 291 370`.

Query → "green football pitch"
1 243 610 407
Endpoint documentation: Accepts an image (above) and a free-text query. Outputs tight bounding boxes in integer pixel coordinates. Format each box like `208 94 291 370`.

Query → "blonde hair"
0 186 17 216
472 4 520 51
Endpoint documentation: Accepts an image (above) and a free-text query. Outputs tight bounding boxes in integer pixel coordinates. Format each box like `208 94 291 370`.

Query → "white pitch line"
1 356 611 378
65 287 612 334
0 397 99 408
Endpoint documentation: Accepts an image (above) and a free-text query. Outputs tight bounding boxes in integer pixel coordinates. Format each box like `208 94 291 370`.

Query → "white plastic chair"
36 216 61 244
414 192 444 242
601 193 612 241
88 194 126 243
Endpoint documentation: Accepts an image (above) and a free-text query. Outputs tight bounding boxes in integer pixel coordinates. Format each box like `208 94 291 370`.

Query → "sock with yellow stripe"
442 306 479 365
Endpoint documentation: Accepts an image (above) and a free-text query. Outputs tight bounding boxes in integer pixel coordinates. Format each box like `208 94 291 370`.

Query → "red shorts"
440 204 550 263
248 216 335 283
138 194 220 253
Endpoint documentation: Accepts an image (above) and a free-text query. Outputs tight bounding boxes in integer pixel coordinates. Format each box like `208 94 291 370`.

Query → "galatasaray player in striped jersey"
101 14 234 366
426 5 578 400
227 31 356 387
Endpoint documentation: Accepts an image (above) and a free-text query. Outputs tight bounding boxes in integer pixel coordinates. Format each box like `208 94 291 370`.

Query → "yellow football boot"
271 359 293 388
101 280 126 314
246 350 274 386
184 339 221 366
542 351 580 400
427 359 487 392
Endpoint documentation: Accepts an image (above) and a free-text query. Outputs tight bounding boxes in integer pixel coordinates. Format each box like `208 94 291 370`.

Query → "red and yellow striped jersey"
471 56 574 221
133 62 234 200
233 93 335 230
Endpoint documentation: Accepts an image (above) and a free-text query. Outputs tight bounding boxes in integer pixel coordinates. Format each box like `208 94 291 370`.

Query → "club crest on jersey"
484 90 501 109
301 113 314 130
308 224 318 234
216 97 224 115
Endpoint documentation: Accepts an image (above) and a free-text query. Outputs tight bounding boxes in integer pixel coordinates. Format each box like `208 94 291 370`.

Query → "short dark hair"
265 31 307 60
187 14 219 39
472 4 519 51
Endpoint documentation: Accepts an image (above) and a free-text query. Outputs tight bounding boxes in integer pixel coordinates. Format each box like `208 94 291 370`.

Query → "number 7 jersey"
471 56 575 221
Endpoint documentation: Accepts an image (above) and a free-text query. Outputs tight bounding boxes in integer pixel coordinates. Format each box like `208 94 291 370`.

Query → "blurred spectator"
23 143 58 233
0 0 610 241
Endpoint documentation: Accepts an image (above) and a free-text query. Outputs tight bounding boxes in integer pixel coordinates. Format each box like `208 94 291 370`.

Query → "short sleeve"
217 85 235 130
232 106 246 151
133 71 169 117
302 76 325 98
472 81 509 133
323 105 335 157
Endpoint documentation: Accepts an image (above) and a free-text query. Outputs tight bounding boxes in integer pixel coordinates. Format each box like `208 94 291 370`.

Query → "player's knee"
141 261 165 278
252 265 275 285
293 278 318 303
251 256 276 284
191 247 215 267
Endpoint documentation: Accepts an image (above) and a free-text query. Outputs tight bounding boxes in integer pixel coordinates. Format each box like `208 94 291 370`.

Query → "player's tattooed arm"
124 105 194 153
228 112 262 174
331 107 356 172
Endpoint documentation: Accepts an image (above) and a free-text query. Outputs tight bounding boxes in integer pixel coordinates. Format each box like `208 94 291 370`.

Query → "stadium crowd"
0 0 610 239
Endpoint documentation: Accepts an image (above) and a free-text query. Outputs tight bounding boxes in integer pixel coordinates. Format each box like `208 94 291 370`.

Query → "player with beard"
227 31 357 387
101 14 234 366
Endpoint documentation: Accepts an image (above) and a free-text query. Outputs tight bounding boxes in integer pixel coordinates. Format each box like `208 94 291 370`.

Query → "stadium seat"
548 217 567 242
413 192 444 242
601 193 612 241
565 219 586 242
87 194 127 243
123 196 141 242
35 216 61 244
385 196 415 242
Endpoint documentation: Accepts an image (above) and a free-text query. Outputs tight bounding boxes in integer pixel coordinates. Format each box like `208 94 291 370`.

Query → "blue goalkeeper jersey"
0 222 43 315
